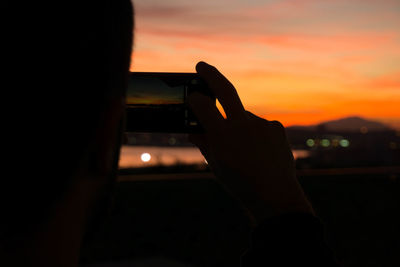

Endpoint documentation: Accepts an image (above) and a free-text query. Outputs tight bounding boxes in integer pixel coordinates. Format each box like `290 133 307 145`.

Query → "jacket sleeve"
241 213 339 267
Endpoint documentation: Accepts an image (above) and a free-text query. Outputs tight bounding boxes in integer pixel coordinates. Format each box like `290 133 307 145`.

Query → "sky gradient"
130 0 400 128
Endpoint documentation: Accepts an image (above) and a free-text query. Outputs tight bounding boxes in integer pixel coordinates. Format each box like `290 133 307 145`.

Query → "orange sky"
130 0 400 129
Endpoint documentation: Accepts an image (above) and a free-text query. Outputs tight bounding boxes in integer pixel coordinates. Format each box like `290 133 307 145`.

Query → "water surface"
119 146 310 168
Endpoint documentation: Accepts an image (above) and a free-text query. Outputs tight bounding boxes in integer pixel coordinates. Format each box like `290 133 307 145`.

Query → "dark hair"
1 0 134 244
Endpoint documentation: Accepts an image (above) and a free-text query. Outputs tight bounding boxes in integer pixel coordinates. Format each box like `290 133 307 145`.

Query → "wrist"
218 173 314 225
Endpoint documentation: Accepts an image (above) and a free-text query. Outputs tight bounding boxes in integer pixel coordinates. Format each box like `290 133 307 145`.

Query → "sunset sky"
130 0 400 128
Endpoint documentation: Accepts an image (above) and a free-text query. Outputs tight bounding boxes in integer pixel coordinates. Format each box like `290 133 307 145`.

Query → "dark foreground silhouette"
1 1 343 266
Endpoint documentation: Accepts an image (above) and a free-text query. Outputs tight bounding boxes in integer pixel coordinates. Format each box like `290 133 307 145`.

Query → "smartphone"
125 72 215 133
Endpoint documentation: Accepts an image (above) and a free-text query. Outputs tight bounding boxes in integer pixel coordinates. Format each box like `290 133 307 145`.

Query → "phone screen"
126 72 208 133
127 76 184 105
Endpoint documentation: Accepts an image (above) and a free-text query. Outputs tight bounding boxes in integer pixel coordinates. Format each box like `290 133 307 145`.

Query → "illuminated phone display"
126 72 214 133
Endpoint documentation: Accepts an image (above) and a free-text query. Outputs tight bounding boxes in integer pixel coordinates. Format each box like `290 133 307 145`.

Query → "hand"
188 62 314 223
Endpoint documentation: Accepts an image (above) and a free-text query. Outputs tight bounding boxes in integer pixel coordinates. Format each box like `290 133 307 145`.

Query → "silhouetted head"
2 0 134 248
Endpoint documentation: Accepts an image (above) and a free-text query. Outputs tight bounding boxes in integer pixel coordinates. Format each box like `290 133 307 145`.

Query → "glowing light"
306 139 315 147
389 142 397 150
168 137 177 145
340 139 350 148
128 136 137 144
360 126 368 134
332 139 339 147
191 78 199 85
321 139 331 147
141 153 151 162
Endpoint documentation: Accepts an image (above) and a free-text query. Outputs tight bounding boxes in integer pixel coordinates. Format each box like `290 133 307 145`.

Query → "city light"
332 139 340 147
360 126 368 134
340 139 350 148
128 136 137 144
389 142 397 150
168 137 177 145
141 153 151 162
306 139 315 147
321 139 331 147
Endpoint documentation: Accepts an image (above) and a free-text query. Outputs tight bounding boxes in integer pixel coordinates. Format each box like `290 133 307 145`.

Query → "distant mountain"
288 116 391 132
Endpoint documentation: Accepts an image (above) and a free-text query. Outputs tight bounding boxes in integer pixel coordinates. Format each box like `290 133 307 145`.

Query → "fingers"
196 62 245 120
188 91 224 134
245 111 268 122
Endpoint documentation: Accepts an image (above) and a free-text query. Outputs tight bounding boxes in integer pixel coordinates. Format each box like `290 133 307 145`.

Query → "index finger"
196 62 245 120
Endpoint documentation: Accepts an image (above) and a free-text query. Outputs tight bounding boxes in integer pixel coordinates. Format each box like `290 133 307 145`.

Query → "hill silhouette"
288 116 391 132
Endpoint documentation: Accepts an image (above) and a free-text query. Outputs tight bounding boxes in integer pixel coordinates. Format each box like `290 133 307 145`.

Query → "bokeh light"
321 139 331 147
141 153 151 162
306 139 315 147
340 139 350 148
